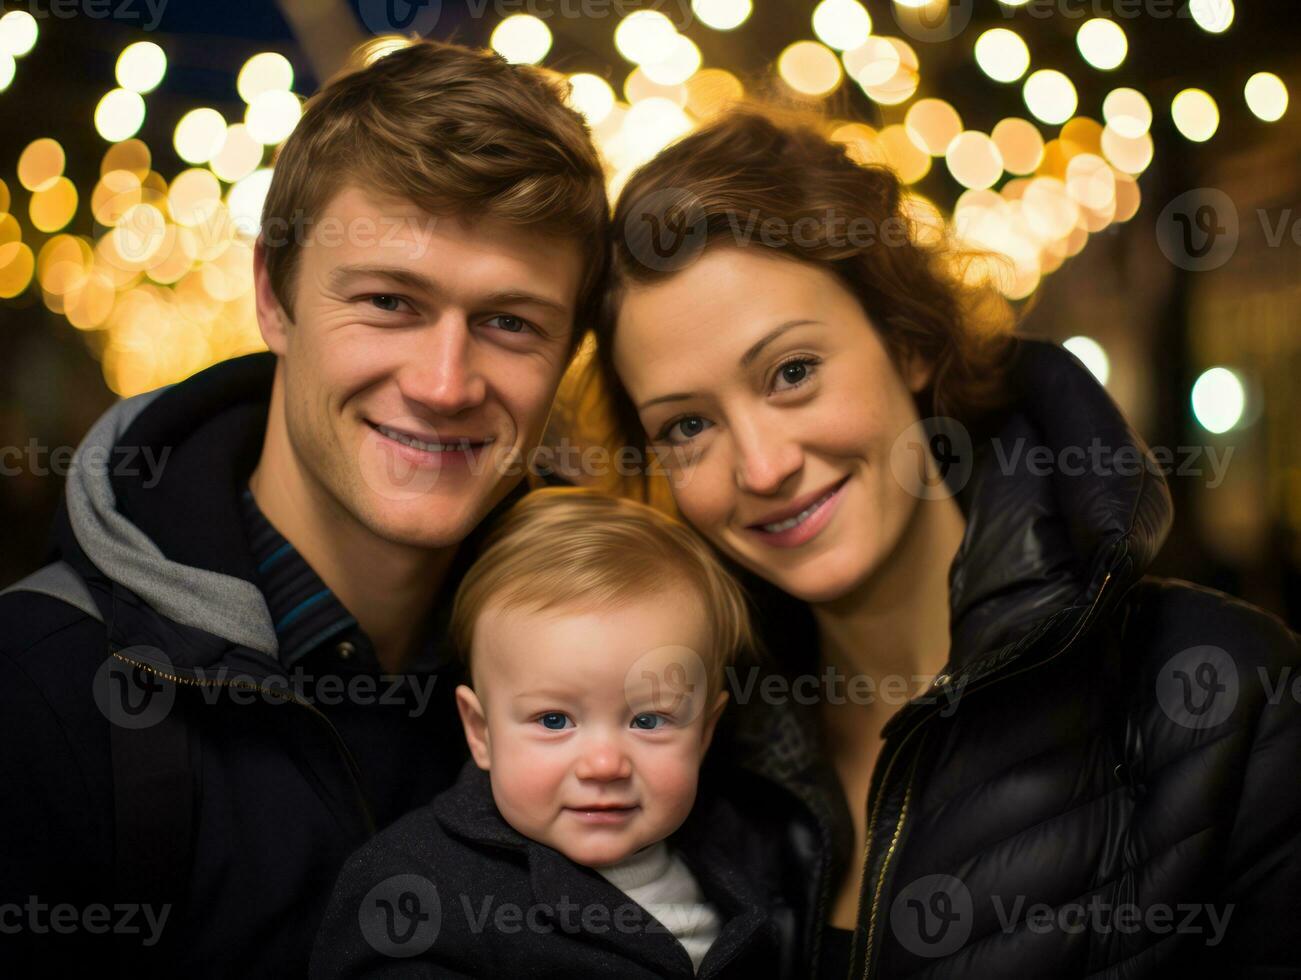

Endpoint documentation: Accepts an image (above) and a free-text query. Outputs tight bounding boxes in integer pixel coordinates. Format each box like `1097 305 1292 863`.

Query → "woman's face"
613 246 931 604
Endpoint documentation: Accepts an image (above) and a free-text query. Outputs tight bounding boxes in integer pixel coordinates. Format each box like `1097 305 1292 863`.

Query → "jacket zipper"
854 570 1115 979
111 648 379 835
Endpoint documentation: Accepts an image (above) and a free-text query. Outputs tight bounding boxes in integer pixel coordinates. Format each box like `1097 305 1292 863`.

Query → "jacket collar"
54 351 530 674
724 337 1174 772
433 760 771 977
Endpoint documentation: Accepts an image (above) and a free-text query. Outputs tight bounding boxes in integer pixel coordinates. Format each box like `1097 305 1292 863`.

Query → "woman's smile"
741 474 851 548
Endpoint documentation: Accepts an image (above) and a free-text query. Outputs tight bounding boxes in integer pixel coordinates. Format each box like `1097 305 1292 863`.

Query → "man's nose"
397 312 487 416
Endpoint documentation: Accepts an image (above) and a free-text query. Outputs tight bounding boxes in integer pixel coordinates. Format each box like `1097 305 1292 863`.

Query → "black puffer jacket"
712 339 1299 979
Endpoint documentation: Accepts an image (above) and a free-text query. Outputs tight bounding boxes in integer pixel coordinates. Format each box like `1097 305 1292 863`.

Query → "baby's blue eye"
538 712 570 730
631 713 665 730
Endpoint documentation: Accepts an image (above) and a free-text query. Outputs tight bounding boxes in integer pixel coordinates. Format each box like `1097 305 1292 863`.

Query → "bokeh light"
116 41 167 93
95 89 147 142
1192 367 1245 433
490 14 552 65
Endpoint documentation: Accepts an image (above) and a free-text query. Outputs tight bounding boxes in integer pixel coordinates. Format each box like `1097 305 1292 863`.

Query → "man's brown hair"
260 38 610 352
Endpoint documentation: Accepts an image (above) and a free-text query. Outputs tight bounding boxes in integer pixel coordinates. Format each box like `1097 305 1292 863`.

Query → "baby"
311 487 780 978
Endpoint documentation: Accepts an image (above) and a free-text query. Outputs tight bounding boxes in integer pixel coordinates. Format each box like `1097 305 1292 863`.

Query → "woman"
585 108 1299 978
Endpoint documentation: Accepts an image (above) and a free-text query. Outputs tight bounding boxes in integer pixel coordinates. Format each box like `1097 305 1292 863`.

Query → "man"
0 37 608 976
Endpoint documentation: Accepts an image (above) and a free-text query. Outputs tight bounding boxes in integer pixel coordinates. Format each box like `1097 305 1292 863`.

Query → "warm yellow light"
1100 127 1154 174
1189 0 1233 34
1171 88 1219 142
30 178 79 233
490 14 552 65
992 118 1044 175
615 10 678 65
95 89 147 142
1023 70 1078 125
974 28 1029 83
692 0 751 31
1076 19 1126 70
237 52 294 103
0 242 35 299
0 10 38 57
812 0 872 52
210 124 264 183
226 169 274 236
245 90 301 145
686 69 744 119
174 108 227 164
17 137 65 192
946 131 1004 189
641 34 701 86
778 41 843 97
1244 72 1288 122
1102 87 1151 137
905 99 962 156
116 41 167 93
566 73 616 125
102 139 151 179
0 52 14 92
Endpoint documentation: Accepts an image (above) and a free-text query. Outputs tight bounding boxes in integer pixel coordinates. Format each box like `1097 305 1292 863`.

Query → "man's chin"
359 496 484 551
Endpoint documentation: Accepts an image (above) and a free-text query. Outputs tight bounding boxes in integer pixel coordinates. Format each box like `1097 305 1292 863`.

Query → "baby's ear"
700 690 729 755
455 684 492 770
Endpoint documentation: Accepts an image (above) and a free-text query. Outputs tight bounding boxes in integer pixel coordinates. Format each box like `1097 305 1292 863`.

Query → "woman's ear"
455 684 492 770
900 347 935 395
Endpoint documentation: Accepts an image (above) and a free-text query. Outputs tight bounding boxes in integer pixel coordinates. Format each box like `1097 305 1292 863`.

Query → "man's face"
256 185 584 549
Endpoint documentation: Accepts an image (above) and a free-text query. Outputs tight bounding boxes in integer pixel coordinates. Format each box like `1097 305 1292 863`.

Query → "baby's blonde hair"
450 487 755 699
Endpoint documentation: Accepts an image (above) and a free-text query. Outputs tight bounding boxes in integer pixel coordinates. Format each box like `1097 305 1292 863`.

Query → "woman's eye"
537 712 571 730
368 295 407 313
631 713 666 730
773 357 819 392
658 415 712 444
484 314 531 334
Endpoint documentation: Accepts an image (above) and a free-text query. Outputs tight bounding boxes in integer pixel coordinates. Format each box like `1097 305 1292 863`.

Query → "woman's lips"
743 475 850 548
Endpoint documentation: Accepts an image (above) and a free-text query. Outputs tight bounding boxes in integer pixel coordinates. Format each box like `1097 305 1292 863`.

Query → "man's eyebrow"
328 266 571 319
636 319 824 411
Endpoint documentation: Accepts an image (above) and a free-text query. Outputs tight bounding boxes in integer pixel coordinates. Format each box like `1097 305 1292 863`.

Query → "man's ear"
253 238 291 355
700 689 729 756
455 684 492 771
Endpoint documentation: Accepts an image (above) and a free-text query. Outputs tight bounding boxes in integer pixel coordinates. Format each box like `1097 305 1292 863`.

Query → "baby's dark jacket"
310 759 792 978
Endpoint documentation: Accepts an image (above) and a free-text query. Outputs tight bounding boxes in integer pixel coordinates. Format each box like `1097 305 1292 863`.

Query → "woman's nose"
732 414 802 495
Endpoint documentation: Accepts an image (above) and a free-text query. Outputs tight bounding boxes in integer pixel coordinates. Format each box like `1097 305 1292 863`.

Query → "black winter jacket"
310 760 786 979
713 339 1300 979
0 353 524 978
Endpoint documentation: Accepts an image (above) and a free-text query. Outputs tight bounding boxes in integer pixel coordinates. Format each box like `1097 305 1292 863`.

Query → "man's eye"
537 712 572 730
631 713 665 730
368 295 407 313
484 314 531 334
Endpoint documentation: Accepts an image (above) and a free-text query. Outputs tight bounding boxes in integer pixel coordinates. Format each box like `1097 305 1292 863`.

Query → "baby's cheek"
492 738 567 819
641 744 704 819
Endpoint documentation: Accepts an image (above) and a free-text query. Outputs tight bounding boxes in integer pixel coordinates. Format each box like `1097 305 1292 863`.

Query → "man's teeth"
762 489 835 533
377 425 485 452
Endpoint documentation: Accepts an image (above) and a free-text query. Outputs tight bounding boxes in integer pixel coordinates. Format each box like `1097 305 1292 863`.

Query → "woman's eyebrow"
637 318 824 411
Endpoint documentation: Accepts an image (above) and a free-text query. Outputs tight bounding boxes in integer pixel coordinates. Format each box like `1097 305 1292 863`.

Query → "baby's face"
455 588 726 868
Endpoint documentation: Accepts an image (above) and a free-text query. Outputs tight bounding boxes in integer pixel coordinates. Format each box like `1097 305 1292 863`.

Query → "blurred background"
0 0 1296 621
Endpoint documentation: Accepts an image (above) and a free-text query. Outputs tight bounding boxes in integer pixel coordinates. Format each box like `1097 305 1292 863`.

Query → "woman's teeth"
762 488 836 533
